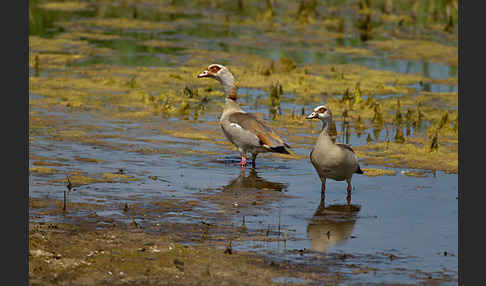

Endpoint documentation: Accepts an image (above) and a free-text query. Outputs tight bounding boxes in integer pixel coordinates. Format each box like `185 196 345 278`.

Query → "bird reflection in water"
306 200 361 253
223 168 287 193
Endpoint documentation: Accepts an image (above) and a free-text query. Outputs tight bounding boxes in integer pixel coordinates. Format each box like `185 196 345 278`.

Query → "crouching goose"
306 105 363 205
197 64 291 168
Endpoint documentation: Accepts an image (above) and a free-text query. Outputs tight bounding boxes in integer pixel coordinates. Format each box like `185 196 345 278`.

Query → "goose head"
198 64 236 100
306 105 332 121
306 105 333 132
198 64 234 84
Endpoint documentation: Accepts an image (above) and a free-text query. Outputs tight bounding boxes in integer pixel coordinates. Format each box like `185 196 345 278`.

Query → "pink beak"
197 70 210 78
306 112 318 119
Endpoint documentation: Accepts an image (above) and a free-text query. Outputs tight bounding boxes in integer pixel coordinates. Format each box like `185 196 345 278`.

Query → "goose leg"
238 156 247 168
320 178 326 203
346 178 352 206
251 153 258 168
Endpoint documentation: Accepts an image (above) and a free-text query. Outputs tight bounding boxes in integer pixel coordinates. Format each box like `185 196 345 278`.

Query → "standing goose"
306 105 363 205
197 64 291 168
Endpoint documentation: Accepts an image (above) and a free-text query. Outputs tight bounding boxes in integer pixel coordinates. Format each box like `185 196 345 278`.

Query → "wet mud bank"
29 197 456 286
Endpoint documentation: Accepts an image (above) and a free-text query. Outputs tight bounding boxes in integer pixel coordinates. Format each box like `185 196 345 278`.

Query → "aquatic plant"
268 81 282 120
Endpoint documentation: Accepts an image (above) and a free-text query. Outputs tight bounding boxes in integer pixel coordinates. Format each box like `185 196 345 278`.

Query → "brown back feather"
228 112 286 148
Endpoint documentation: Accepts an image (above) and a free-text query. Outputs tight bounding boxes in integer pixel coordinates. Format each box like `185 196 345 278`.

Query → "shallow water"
29 0 458 284
29 104 458 284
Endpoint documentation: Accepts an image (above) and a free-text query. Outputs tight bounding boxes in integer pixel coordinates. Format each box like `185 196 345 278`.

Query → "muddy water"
29 102 458 281
29 0 458 284
29 103 458 284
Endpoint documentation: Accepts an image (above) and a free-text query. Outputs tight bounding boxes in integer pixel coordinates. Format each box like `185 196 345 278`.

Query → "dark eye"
319 107 326 113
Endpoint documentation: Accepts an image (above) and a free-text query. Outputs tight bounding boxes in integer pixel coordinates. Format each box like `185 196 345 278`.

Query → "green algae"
49 172 141 186
32 160 69 167
29 113 63 137
74 156 105 164
57 31 124 41
29 52 86 70
30 166 60 175
29 62 223 118
39 1 91 12
58 18 174 32
332 46 375 57
28 31 454 131
101 172 140 182
29 0 458 175
356 140 457 174
221 63 435 102
367 39 458 67
30 71 458 174
401 170 429 178
30 71 458 173
29 35 111 56
51 174 103 186
362 168 396 177
29 35 112 71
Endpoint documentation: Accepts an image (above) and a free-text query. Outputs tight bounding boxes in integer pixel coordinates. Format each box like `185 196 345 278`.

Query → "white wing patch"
229 123 242 129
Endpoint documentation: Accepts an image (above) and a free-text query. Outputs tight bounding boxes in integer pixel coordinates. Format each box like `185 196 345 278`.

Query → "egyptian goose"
306 105 363 205
197 64 291 168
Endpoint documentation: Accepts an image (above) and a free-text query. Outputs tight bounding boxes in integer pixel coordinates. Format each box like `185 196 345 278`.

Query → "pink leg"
238 156 247 168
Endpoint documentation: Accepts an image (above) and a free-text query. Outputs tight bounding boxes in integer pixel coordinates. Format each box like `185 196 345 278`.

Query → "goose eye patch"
318 107 327 113
209 66 221 73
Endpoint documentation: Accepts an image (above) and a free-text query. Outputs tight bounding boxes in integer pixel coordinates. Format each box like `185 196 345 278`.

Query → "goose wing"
336 143 364 174
228 112 290 153
336 143 355 153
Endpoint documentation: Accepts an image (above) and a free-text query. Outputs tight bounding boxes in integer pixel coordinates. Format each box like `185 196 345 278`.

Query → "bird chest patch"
229 123 242 129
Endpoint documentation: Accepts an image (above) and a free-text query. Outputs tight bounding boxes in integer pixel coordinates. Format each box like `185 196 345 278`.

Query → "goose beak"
306 112 317 119
197 70 210 78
